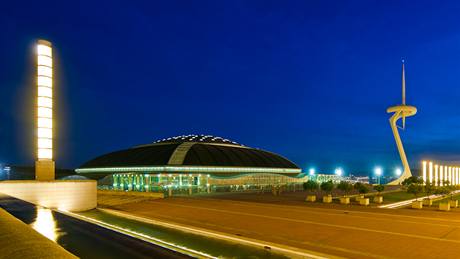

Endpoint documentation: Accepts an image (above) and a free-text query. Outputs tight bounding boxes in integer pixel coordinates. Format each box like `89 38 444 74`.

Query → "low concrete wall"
0 208 76 258
0 180 97 212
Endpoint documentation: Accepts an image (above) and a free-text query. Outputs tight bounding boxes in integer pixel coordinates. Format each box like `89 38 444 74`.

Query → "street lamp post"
335 168 343 181
309 168 315 180
375 167 383 185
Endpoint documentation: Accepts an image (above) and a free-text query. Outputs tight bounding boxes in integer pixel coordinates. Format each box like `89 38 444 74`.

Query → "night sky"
2 1 460 176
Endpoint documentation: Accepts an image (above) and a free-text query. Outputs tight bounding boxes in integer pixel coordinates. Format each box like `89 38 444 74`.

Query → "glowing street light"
308 168 315 176
335 168 343 177
374 167 383 176
395 168 402 177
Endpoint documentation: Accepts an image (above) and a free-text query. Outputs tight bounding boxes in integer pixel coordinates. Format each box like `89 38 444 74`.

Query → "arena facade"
76 135 306 195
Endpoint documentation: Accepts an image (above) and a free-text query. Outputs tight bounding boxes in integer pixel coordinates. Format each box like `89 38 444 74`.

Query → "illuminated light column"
453 167 455 185
446 166 449 185
434 164 439 186
440 165 444 186
447 167 450 185
455 167 457 185
445 166 448 185
422 161 427 185
455 167 458 185
454 167 457 185
449 167 452 185
454 167 458 185
454 167 457 186
429 162 433 185
35 40 55 181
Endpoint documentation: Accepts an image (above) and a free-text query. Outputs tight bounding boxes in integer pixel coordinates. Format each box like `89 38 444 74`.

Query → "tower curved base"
386 170 411 185
386 105 417 186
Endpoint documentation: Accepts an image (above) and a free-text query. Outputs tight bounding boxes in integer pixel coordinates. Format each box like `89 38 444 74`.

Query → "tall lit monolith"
35 40 55 180
387 61 417 185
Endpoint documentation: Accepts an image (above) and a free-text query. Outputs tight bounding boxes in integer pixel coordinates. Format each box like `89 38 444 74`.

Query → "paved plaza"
103 193 460 258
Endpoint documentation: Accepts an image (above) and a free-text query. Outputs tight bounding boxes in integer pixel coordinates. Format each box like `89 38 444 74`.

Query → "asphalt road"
0 195 190 259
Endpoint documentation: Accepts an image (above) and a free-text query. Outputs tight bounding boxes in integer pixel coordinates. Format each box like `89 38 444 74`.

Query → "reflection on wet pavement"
31 207 63 242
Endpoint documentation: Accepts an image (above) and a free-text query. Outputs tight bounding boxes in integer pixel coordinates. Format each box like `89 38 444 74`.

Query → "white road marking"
151 202 460 244
181 197 460 228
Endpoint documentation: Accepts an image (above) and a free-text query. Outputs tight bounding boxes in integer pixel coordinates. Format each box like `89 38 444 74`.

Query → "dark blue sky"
2 1 460 175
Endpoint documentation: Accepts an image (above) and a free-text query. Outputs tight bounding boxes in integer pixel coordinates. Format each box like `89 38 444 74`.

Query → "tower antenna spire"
402 59 406 105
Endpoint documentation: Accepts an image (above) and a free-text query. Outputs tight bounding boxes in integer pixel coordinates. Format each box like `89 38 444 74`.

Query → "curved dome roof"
78 135 299 173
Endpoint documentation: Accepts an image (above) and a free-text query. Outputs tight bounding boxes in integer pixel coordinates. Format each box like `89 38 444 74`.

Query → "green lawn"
381 191 417 203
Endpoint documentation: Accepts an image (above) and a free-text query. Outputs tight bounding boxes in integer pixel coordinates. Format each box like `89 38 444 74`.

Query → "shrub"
320 180 334 195
337 181 353 196
437 186 450 196
407 183 423 200
303 180 319 194
402 176 423 188
447 184 456 200
373 184 385 195
358 184 369 195
425 182 436 197
353 182 363 192
434 187 445 195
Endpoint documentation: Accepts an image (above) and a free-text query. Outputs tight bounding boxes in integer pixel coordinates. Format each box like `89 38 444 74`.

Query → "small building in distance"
76 135 307 195
313 174 343 184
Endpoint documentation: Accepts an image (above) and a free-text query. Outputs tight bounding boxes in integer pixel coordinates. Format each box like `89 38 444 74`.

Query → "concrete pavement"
107 197 460 258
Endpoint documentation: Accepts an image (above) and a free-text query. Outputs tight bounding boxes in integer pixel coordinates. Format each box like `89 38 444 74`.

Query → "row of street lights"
307 166 403 184
308 167 344 176
372 167 403 184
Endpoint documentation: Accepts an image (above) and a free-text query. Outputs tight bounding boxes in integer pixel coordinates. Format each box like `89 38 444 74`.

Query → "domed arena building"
76 135 306 195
